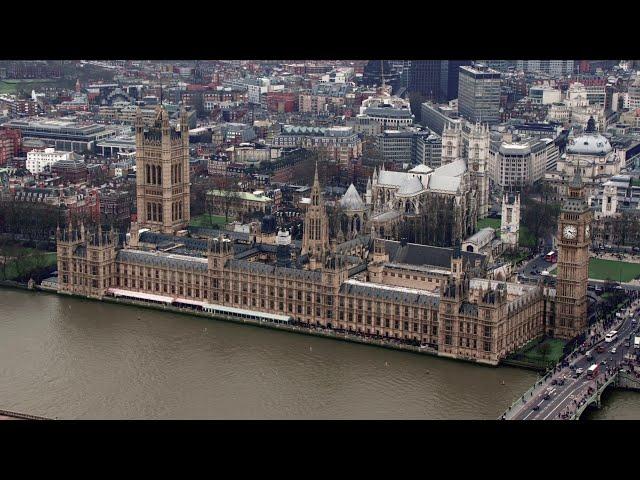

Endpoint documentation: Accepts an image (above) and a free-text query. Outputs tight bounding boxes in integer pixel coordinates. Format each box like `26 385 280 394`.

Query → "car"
632 319 637 325
569 364 576 370
532 405 540 411
551 379 557 385
610 347 617 354
557 378 565 386
576 368 584 375
601 360 607 366
543 393 551 401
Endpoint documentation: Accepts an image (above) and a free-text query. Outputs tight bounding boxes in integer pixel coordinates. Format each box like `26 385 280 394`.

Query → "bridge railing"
0 409 48 420
572 372 619 420
501 370 557 419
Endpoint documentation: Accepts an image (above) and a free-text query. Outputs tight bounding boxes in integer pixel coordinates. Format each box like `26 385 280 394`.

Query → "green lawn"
519 338 566 366
588 257 640 282
189 214 231 228
1 250 57 281
0 81 17 94
477 217 501 231
1 78 58 95
477 218 536 248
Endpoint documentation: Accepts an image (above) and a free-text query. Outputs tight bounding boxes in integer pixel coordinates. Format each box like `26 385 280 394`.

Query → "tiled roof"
117 249 208 272
339 280 440 307
226 259 322 282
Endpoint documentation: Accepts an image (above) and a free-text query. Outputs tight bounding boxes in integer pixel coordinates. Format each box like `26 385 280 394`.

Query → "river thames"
0 289 636 419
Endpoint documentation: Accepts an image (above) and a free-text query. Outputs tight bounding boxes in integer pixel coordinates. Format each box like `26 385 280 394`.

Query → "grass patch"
518 338 566 366
477 218 537 249
189 214 231 228
477 217 501 231
0 81 18 94
1 249 57 281
588 257 640 282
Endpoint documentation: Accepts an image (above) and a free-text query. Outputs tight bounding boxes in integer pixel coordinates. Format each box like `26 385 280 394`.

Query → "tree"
0 238 12 280
210 175 241 224
538 342 551 360
521 198 561 252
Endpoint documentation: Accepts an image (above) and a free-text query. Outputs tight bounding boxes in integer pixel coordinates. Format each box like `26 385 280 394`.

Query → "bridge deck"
503 300 640 421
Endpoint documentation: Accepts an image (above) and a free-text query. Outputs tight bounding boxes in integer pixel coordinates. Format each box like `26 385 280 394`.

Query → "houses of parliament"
55 106 591 366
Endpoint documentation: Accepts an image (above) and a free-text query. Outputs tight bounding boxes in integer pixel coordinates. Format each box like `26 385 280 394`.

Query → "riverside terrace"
56 221 554 366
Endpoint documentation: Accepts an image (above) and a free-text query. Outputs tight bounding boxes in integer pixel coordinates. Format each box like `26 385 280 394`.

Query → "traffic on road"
504 299 640 420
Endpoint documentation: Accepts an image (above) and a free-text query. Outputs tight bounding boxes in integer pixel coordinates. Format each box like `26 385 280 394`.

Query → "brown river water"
0 289 636 419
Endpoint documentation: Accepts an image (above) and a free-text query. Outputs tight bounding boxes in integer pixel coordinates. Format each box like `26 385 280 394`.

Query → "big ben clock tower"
554 167 592 340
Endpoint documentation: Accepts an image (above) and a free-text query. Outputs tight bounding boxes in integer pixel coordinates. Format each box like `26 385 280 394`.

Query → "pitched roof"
397 175 424 195
340 183 365 210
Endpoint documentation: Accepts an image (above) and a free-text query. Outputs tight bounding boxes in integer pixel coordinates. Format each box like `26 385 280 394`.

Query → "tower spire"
313 160 319 186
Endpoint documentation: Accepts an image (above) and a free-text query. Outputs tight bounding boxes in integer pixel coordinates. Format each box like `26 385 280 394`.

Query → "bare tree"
210 175 241 224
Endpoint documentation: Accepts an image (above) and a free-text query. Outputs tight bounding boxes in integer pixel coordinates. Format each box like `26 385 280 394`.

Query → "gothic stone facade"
135 106 191 235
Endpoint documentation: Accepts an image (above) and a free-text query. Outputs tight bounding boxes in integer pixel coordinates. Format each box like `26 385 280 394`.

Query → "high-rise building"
408 60 471 103
554 170 591 340
408 61 443 102
361 60 401 93
458 64 501 124
515 60 575 76
135 106 191 234
439 60 472 102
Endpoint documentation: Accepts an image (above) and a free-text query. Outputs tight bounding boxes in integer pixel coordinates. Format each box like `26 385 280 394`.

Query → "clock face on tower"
563 225 577 240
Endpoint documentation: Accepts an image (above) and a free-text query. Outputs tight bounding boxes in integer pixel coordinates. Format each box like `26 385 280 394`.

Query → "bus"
635 336 640 350
545 251 558 263
605 330 618 343
587 364 600 379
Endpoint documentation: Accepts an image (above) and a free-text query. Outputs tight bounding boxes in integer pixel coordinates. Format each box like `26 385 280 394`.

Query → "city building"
207 189 273 218
420 101 460 135
408 61 471 103
2 118 117 153
545 118 624 202
488 136 558 190
359 92 414 129
529 86 562 105
272 125 362 165
0 128 21 165
26 148 74 175
514 60 575 76
51 157 88 183
458 64 502 124
375 127 435 166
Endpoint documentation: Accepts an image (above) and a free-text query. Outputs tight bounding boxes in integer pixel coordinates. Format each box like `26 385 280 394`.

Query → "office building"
458 64 501 124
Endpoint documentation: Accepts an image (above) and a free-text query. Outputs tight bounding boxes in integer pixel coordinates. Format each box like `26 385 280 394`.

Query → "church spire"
313 160 319 187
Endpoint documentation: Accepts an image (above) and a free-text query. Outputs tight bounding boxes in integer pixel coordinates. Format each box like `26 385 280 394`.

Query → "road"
505 300 640 420
519 254 640 293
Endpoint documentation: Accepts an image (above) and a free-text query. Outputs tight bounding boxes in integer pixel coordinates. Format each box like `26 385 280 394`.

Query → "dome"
566 133 612 155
